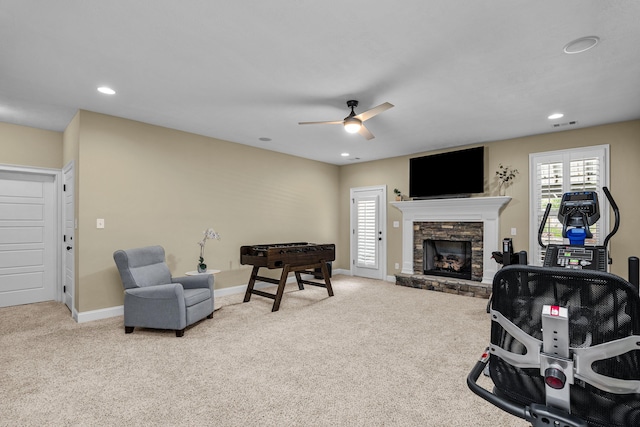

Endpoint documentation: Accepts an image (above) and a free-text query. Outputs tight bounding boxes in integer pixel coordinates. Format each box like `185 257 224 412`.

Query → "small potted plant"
197 228 221 273
394 188 403 201
496 164 519 196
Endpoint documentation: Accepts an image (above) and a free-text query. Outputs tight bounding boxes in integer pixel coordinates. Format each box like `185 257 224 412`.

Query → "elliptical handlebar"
602 186 620 254
537 203 552 249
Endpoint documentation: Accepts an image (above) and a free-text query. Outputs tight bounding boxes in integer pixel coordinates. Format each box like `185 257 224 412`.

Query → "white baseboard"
76 305 124 323
74 274 323 323
329 268 394 282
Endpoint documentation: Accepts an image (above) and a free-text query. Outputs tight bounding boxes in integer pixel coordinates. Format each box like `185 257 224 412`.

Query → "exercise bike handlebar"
466 350 527 420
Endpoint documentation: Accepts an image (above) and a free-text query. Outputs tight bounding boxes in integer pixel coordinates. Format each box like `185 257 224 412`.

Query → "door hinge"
63 235 66 242
63 286 66 293
63 184 66 191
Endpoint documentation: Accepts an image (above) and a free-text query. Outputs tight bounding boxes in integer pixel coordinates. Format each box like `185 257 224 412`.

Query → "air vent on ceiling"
551 121 578 128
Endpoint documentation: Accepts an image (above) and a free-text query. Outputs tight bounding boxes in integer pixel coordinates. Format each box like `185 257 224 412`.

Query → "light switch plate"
97 218 105 229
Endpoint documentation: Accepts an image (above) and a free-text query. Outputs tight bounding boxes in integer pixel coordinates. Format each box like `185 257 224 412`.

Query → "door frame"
0 163 63 305
62 161 75 318
349 185 387 280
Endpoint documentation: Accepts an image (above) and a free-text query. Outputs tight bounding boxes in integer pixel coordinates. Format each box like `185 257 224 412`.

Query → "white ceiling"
2 1 639 165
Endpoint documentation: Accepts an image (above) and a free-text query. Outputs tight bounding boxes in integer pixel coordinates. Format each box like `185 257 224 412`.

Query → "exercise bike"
468 187 640 427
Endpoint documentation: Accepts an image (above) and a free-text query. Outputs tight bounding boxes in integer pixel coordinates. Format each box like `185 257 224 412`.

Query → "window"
529 145 610 265
356 197 378 267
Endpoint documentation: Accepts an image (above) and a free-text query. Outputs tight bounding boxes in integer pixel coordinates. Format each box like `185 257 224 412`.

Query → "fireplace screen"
424 239 472 280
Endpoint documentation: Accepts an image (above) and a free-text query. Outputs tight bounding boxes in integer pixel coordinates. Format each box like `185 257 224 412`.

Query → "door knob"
66 246 72 251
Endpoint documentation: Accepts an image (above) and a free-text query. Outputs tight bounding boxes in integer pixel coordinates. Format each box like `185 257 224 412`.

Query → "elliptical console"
558 191 599 245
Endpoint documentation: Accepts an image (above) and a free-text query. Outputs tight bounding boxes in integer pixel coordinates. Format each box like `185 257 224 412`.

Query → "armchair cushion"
114 245 172 289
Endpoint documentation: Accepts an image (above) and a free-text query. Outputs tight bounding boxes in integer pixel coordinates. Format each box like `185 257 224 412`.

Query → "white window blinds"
356 197 378 267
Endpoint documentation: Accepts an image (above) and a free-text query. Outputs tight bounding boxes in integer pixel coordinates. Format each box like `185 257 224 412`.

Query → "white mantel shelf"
391 196 511 284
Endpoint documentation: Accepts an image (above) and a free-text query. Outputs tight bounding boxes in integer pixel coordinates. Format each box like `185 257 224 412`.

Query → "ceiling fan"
298 100 394 140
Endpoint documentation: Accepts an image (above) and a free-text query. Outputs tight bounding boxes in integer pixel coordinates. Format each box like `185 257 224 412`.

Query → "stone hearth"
395 273 491 299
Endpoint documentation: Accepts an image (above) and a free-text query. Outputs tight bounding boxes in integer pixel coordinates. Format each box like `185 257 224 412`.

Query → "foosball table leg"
243 265 260 303
294 271 305 290
272 264 291 312
320 261 334 297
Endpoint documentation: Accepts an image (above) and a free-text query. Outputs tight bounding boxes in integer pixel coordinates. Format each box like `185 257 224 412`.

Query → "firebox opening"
424 239 472 280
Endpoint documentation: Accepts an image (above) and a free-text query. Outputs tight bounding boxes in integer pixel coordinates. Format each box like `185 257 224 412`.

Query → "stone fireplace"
391 197 511 285
420 223 482 280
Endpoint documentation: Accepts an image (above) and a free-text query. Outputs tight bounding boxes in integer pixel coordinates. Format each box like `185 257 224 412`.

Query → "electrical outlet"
511 227 517 236
395 263 400 269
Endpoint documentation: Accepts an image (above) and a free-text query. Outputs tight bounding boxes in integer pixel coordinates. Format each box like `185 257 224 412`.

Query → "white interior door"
0 169 58 307
350 186 386 280
63 162 74 312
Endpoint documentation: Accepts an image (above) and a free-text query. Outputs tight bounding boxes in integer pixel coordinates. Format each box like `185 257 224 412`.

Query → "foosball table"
240 242 335 312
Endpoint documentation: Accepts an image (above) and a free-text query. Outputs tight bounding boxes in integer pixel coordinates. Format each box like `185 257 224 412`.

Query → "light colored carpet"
0 275 529 426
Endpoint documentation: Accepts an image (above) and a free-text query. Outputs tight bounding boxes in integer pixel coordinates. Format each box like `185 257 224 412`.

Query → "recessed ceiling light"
97 86 116 95
548 113 564 120
563 36 599 54
341 152 350 157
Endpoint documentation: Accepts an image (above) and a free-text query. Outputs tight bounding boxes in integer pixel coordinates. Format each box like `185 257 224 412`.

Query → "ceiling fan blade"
355 102 394 122
358 124 375 140
298 120 344 125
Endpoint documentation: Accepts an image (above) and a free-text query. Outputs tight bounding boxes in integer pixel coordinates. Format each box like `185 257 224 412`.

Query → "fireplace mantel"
391 196 511 284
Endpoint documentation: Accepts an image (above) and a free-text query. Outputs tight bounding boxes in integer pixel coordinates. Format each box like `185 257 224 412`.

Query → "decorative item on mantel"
394 188 404 201
197 228 221 273
495 164 519 196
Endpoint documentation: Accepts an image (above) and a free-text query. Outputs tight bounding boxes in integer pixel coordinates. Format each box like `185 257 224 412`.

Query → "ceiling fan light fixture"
344 117 362 133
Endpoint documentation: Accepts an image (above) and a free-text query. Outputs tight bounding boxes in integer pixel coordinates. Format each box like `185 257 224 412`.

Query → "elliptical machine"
537 186 638 284
538 187 617 271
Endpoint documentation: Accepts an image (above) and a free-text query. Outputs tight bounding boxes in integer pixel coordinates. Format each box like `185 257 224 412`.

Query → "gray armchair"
113 245 214 337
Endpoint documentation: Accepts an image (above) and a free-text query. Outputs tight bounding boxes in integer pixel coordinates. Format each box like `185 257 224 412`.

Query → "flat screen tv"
409 146 484 199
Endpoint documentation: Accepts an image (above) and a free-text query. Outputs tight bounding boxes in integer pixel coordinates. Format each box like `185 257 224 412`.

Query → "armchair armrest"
123 283 188 332
126 283 184 300
172 274 213 290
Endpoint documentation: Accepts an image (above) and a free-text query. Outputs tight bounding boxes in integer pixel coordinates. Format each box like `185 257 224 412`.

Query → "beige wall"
73 111 340 311
0 122 63 168
338 119 640 279
2 117 639 313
